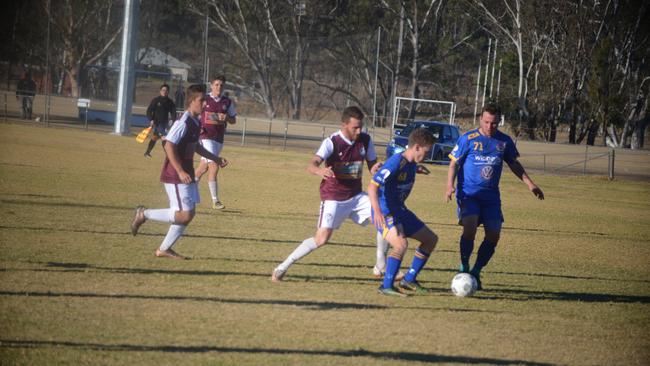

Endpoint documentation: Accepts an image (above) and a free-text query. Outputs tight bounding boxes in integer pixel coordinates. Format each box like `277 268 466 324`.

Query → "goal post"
391 96 456 133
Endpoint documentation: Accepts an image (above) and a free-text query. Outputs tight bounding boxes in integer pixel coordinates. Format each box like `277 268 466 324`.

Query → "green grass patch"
0 123 649 365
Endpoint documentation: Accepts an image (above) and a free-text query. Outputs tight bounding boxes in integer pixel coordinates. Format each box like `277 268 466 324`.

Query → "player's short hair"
160 84 170 91
409 127 435 147
341 106 364 123
185 84 206 108
211 75 226 84
482 103 501 117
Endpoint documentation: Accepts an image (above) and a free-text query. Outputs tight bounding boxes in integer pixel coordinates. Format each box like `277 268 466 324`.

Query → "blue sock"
404 248 431 282
382 256 402 289
473 239 496 273
460 237 474 269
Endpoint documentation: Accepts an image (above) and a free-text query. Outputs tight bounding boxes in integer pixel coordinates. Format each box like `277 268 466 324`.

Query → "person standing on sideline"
445 104 544 290
144 84 176 157
195 75 237 210
369 128 439 297
271 106 392 282
16 71 36 120
130 84 228 259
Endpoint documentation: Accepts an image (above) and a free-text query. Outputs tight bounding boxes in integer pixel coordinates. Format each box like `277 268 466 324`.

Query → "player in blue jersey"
369 128 439 297
445 104 544 290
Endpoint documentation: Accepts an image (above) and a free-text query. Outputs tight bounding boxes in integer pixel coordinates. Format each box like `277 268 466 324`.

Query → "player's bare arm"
507 159 544 200
367 182 385 231
445 159 458 202
367 159 381 174
196 144 229 168
163 141 191 184
224 114 236 125
307 155 334 179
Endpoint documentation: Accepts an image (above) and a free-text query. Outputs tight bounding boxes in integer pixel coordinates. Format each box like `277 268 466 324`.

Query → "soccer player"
446 104 544 289
195 75 237 210
271 106 390 282
369 128 439 297
130 84 228 259
144 84 176 157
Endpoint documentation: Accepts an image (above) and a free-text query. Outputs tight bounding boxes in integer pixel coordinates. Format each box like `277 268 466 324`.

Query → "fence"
3 89 649 181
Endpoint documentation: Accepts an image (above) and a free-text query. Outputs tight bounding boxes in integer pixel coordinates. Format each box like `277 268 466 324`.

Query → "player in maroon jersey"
271 106 393 282
195 75 237 210
130 84 228 259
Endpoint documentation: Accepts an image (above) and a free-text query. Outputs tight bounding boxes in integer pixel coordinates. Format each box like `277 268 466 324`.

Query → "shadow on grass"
0 290 488 313
476 287 650 304
0 290 391 310
0 339 556 365
26 261 458 289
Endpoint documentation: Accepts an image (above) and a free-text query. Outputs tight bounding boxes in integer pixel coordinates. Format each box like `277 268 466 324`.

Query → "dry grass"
0 123 649 365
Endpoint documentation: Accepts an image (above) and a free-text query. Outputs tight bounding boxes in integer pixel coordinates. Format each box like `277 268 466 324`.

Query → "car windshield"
400 122 442 141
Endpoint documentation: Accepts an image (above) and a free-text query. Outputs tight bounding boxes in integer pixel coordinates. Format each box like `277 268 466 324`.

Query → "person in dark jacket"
16 72 36 120
144 84 176 157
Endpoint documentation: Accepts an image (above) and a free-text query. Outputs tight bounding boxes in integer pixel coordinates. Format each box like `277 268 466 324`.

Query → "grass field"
0 122 649 365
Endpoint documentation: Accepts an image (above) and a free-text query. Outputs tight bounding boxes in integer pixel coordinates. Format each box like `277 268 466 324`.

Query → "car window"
442 126 452 140
451 126 459 140
427 124 442 139
400 124 415 136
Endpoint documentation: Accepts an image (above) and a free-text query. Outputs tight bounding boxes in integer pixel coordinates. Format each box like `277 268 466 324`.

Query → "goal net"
391 97 456 131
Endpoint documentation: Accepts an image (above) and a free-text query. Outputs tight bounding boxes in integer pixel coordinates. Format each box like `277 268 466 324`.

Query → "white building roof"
106 47 191 69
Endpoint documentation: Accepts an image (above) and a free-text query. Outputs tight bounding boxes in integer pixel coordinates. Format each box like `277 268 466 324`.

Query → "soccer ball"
451 272 478 297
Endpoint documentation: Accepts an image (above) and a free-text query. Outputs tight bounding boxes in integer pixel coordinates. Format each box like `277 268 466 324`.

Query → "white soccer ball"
451 272 478 297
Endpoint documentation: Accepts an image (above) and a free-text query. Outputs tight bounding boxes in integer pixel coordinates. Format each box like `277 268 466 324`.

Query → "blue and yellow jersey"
449 129 519 200
371 153 417 215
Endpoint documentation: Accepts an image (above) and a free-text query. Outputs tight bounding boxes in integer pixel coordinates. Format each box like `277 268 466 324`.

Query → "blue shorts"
457 196 503 231
374 208 425 238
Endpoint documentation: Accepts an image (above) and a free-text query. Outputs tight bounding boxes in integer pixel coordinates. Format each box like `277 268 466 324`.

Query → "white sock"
144 208 175 223
208 181 218 201
159 224 187 251
276 237 318 271
375 231 389 272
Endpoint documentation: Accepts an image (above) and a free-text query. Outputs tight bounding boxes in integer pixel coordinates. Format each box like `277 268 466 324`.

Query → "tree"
46 0 122 97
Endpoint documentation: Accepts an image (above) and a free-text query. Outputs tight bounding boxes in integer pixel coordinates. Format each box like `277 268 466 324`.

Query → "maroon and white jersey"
200 93 236 143
316 131 377 201
160 111 202 184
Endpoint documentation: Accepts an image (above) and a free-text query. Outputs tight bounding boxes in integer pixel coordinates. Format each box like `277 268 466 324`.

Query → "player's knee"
175 211 195 225
390 240 408 257
461 228 477 241
485 232 500 245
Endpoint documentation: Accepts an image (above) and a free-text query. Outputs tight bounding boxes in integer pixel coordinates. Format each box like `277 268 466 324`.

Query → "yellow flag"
135 127 152 143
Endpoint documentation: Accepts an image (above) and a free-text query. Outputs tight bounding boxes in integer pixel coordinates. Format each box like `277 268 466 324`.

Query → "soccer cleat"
144 152 152 157
130 206 146 236
377 286 408 297
271 268 286 282
212 200 225 210
470 269 483 290
398 279 429 294
155 249 187 260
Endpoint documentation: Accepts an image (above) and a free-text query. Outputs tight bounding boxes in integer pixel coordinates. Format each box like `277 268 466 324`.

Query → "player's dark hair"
482 103 501 117
160 84 170 91
185 84 206 108
341 106 364 123
409 127 435 147
212 75 226 83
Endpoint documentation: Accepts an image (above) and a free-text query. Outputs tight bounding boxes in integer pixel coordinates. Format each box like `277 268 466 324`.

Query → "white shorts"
318 192 371 229
199 139 223 163
164 182 200 211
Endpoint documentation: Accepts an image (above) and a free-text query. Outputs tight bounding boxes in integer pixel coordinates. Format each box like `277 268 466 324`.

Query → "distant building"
106 47 191 81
